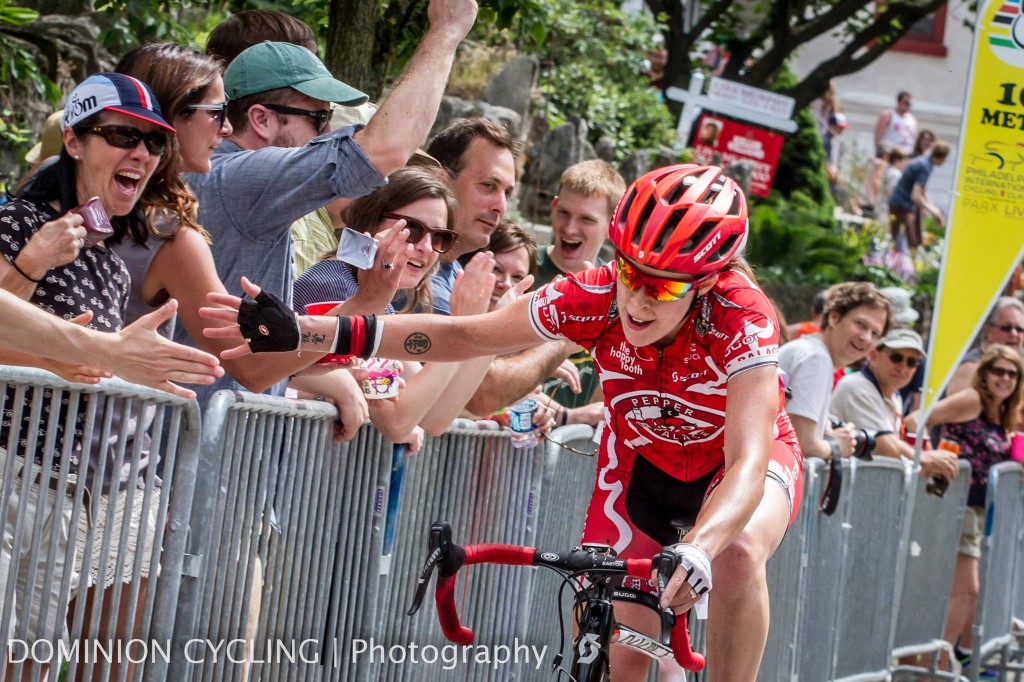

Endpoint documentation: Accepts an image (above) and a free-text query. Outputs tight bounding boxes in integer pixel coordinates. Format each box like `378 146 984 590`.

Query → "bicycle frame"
407 522 705 681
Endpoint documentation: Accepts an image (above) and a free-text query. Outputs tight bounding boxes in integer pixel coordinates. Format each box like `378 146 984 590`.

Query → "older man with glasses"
945 296 1024 397
830 328 959 482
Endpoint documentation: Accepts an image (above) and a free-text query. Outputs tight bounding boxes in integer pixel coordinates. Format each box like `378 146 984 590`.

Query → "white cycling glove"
671 542 713 597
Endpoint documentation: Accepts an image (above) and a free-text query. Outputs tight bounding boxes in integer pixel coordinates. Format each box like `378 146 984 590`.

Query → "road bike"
408 522 705 681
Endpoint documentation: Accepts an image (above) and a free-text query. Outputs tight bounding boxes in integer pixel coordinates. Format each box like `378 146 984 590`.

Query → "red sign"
691 114 785 197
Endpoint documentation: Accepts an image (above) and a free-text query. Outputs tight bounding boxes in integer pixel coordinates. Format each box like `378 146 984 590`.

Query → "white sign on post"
707 77 795 119
665 73 798 144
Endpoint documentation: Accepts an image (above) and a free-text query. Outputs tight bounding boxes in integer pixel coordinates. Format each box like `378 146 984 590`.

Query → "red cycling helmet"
610 165 749 277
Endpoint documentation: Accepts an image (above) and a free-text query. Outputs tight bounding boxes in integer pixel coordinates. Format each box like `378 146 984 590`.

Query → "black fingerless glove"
238 290 301 353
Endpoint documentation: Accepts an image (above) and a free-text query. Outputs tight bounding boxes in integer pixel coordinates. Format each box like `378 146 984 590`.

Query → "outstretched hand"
112 299 224 399
200 277 261 359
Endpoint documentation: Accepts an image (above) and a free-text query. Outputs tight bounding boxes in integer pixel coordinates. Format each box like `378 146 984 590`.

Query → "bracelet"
10 259 40 283
559 407 569 427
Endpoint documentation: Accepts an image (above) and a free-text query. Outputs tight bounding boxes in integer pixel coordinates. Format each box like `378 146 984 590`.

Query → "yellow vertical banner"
922 0 1024 412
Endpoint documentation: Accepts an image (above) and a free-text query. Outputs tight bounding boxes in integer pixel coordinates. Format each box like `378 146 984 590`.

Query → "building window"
892 4 948 56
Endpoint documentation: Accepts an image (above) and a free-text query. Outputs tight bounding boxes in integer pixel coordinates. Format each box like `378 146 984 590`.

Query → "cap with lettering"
62 73 175 132
224 41 368 105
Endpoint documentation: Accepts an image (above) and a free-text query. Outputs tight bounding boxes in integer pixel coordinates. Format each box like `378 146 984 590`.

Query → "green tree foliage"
531 0 676 160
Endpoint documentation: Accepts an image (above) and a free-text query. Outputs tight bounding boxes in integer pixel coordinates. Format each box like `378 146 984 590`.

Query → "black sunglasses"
260 103 332 134
381 212 458 254
991 323 1024 334
183 101 228 127
886 351 920 369
987 366 1020 381
75 125 168 155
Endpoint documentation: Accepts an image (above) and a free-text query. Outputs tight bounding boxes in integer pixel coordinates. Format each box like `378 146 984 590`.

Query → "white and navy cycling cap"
62 73 176 133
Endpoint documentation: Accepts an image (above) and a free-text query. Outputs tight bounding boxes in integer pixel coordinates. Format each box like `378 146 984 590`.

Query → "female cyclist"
203 164 803 682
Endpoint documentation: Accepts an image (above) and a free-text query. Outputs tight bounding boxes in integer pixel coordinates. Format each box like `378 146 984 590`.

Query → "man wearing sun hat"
830 328 959 481
180 0 478 406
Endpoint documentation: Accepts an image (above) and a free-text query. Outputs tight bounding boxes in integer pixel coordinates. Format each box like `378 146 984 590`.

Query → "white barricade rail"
832 457 914 681
794 458 849 682
972 462 1024 681
378 425 546 682
519 424 597 680
757 458 821 682
170 391 391 682
891 460 971 682
0 366 200 682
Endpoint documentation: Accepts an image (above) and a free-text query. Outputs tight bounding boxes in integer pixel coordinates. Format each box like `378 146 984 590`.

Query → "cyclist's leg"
699 440 800 682
580 454 709 681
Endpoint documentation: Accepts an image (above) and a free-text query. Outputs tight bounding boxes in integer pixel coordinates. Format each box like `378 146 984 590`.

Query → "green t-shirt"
534 248 603 409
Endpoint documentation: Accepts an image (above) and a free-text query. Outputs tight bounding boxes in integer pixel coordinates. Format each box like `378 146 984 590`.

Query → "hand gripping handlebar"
407 522 705 672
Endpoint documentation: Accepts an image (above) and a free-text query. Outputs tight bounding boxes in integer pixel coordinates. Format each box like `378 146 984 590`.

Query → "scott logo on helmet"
692 232 721 263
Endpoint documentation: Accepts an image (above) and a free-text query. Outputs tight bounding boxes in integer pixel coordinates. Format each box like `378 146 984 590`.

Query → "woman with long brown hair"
907 344 1023 671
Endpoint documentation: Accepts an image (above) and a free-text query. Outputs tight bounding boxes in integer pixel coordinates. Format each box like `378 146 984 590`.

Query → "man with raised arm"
179 0 478 405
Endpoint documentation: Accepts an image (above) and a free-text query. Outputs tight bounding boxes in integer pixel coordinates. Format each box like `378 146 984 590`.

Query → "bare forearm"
354 25 468 174
419 355 494 434
463 342 572 416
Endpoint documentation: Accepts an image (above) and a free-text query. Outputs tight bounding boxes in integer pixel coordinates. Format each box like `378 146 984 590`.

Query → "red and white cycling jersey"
528 263 800 482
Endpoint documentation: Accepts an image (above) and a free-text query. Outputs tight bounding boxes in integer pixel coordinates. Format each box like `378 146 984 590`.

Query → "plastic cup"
303 302 351 365
1011 434 1024 464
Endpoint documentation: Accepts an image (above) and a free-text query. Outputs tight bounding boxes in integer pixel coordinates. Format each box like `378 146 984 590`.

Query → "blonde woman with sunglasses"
205 164 804 682
906 343 1023 672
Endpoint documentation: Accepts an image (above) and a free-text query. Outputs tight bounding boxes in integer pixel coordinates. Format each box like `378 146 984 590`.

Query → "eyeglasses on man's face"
259 103 332 134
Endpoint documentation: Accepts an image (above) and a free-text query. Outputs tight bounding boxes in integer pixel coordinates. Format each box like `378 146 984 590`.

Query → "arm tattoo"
404 332 431 355
302 331 327 346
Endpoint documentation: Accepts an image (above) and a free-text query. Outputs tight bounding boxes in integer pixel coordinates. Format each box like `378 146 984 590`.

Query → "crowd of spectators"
0 6 1022 678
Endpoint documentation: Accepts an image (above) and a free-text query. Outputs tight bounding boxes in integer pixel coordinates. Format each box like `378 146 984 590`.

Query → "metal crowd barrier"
756 457 821 682
0 366 201 682
377 425 546 682
972 461 1024 681
891 460 971 682
170 391 393 682
521 424 598 679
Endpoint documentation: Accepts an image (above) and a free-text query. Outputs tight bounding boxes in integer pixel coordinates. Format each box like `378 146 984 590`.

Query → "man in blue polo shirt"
888 141 950 249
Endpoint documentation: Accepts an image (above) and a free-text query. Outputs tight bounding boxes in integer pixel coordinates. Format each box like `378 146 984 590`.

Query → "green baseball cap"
223 41 368 105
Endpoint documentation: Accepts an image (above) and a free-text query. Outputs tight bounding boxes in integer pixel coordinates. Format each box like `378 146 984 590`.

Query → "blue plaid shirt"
180 125 385 404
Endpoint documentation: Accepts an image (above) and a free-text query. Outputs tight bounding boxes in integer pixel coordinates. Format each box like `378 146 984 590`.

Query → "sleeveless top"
879 109 917 151
939 414 1010 507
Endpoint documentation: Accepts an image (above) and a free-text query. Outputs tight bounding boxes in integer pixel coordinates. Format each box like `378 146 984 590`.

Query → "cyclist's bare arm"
661 364 778 608
203 275 546 361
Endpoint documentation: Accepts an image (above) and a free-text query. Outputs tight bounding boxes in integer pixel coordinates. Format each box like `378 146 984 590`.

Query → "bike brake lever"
407 522 452 616
655 548 679 641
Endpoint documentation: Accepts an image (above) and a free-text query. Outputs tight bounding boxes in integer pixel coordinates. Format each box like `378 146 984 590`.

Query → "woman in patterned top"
906 344 1023 670
0 73 174 652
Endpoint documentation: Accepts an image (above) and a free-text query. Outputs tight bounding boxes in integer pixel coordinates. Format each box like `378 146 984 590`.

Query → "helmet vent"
728 191 741 216
617 188 637 228
664 179 689 205
712 234 740 262
655 208 688 252
682 221 717 252
699 182 724 205
635 195 658 247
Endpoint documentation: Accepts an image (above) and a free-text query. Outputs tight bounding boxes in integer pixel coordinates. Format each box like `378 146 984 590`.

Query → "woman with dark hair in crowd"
906 344 1023 672
293 166 518 441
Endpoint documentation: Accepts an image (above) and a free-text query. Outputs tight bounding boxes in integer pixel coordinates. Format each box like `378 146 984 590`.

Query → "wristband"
238 289 301 353
670 543 713 596
329 315 380 359
11 259 41 283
